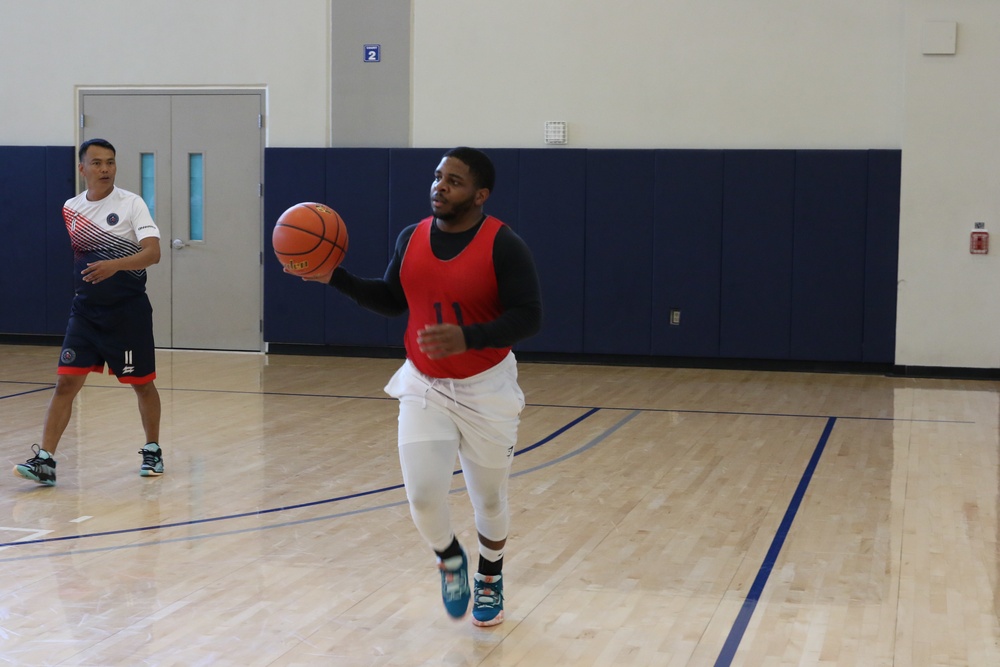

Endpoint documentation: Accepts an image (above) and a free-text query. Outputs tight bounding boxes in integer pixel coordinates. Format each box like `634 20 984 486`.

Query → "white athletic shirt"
63 186 160 308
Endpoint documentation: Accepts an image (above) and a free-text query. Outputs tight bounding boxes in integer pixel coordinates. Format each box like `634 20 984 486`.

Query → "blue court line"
517 407 599 455
0 408 603 550
0 386 54 400
0 407 934 662
0 409 636 562
0 497 412 563
0 406 601 551
513 410 638 476
532 402 970 424
713 416 837 667
2 380 968 424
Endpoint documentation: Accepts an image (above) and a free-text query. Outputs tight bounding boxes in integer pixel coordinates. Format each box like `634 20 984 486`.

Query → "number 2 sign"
364 44 381 62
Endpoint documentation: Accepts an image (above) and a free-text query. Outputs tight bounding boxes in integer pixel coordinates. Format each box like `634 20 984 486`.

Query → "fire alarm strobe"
971 222 989 255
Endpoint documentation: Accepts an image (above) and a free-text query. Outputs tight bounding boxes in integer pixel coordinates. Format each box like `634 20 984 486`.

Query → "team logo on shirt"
60 348 76 364
106 213 120 226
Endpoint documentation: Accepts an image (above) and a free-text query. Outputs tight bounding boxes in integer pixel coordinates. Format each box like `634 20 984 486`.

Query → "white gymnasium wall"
1 0 997 369
1 0 906 149
0 0 331 147
411 1 905 149
897 2 1000 369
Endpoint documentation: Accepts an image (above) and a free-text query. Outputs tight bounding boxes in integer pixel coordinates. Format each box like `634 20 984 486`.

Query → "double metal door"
80 91 264 351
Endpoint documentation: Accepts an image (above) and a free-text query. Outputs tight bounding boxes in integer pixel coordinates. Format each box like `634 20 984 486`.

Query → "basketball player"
13 138 164 486
300 147 542 626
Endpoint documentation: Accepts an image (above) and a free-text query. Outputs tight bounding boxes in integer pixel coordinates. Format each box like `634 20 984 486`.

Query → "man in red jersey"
301 147 541 626
13 139 164 486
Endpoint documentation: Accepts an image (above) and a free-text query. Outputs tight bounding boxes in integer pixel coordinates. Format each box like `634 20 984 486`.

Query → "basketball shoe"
13 445 56 486
472 573 504 626
438 547 471 618
138 442 164 476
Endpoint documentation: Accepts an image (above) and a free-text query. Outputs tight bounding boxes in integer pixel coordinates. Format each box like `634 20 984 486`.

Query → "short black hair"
79 138 116 162
443 147 495 193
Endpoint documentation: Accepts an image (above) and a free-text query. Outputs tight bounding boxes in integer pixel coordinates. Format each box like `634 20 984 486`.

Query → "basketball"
272 203 349 278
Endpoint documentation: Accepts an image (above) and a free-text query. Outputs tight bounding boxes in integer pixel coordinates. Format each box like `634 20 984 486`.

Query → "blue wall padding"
388 148 444 243
44 147 76 333
652 150 725 357
720 150 797 359
0 147 48 333
863 150 901 363
584 150 656 355
791 150 869 361
385 148 444 344
263 148 328 344
324 149 391 346
3 145 900 365
516 149 587 353
479 149 520 230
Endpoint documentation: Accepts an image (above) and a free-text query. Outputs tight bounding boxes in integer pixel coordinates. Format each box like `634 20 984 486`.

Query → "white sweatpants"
385 354 524 552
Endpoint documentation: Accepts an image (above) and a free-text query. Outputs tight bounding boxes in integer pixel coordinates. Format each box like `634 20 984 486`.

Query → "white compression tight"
398 438 511 555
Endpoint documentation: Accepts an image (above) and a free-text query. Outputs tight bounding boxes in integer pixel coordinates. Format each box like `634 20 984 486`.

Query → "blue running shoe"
139 443 164 477
438 548 470 618
472 573 504 627
13 445 56 486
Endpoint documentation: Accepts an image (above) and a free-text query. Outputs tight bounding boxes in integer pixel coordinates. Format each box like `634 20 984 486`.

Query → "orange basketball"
273 203 349 278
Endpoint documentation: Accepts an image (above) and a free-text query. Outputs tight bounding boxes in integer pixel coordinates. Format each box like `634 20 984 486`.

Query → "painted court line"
0 527 55 553
0 408 606 551
0 409 628 559
714 416 838 666
0 410 885 662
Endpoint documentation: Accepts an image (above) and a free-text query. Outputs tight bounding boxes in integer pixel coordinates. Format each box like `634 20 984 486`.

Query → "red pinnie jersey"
400 216 510 379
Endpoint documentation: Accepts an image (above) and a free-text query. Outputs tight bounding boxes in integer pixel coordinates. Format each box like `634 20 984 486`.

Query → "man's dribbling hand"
416 323 467 359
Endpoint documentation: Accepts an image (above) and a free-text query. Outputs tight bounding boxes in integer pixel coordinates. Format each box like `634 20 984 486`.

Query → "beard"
431 194 476 221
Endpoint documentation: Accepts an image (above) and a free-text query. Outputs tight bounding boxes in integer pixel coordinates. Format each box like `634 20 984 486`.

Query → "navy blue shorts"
58 296 156 385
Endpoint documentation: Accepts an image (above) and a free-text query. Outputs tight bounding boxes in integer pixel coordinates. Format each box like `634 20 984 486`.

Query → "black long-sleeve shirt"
328 218 542 349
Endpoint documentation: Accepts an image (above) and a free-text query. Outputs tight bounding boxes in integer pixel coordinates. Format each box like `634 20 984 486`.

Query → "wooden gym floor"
0 343 998 666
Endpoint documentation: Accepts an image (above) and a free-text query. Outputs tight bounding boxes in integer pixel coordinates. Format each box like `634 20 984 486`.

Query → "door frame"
75 86 267 352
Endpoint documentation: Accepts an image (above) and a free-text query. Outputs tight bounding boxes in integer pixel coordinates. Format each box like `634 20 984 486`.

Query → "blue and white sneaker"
437 548 471 618
138 442 164 477
13 445 56 486
472 573 504 627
